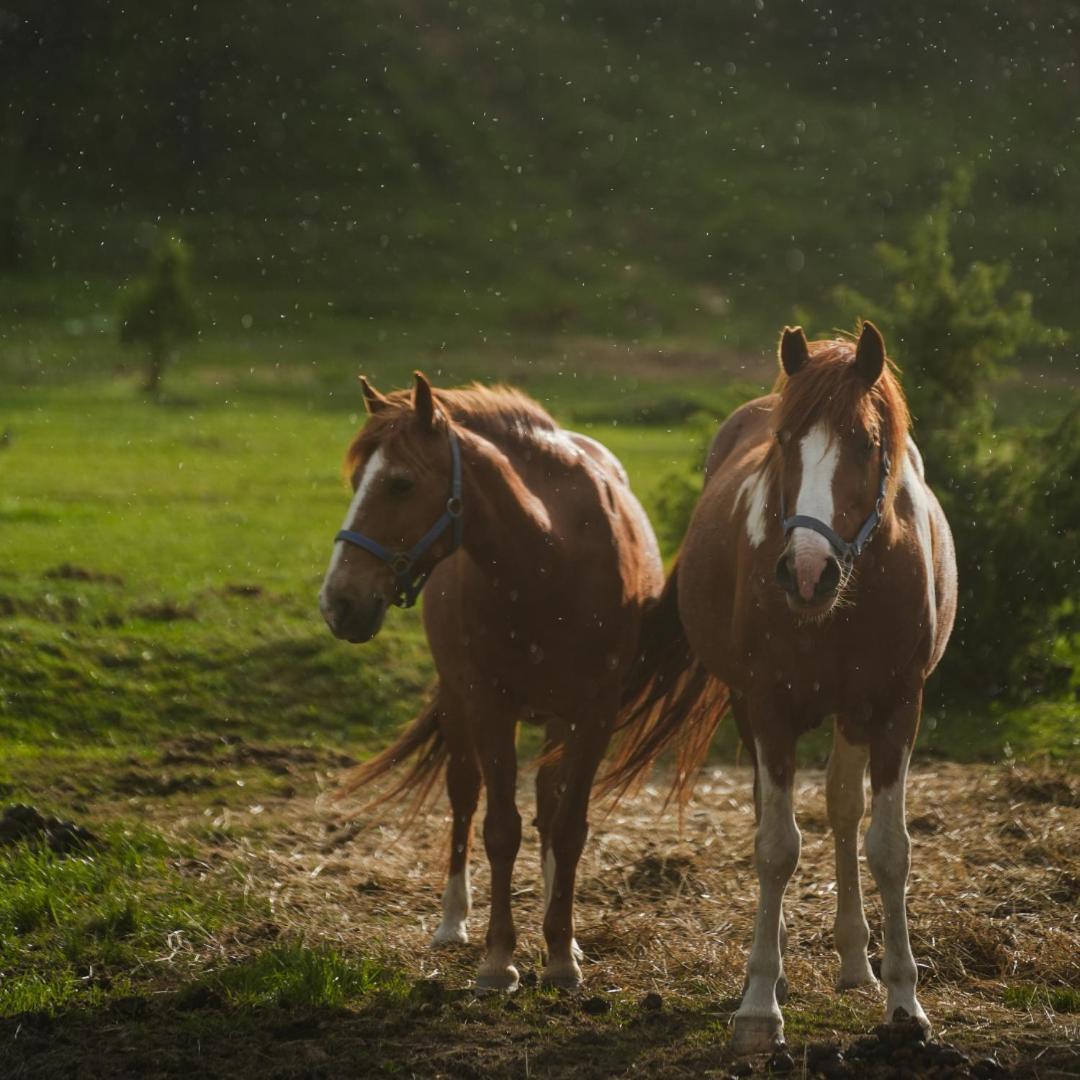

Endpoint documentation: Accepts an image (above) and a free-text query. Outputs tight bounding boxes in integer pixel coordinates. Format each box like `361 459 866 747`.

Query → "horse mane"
768 335 910 511
344 382 559 476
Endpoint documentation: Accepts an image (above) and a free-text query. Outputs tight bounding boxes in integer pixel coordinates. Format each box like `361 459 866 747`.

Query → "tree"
118 235 198 395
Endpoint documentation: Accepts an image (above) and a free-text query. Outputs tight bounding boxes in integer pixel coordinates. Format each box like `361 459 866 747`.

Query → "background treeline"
3 1 1080 339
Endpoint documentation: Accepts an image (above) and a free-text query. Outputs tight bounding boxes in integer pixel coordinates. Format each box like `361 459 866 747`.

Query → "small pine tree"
119 235 198 394
833 170 1065 454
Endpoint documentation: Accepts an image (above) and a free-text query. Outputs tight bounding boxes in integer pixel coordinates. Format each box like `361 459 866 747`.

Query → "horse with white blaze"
319 373 662 992
603 321 957 1053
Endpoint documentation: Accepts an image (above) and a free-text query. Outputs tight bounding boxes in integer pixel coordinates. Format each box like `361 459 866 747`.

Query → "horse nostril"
816 556 842 596
775 554 797 594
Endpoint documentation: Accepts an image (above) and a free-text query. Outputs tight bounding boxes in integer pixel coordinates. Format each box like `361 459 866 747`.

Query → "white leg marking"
902 439 937 644
431 868 471 946
542 844 582 967
319 447 385 607
737 469 769 547
827 727 876 989
543 845 556 914
733 748 800 1053
865 747 927 1028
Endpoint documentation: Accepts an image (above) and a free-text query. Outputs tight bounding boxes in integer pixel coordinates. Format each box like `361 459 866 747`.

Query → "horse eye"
775 430 789 448
386 475 414 497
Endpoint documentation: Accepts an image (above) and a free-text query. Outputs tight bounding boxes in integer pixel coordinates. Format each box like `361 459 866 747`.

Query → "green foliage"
827 175 1074 706
834 170 1066 441
118 235 198 394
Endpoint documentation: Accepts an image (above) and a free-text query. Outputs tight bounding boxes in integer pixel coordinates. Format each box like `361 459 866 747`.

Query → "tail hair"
337 696 447 825
598 559 729 807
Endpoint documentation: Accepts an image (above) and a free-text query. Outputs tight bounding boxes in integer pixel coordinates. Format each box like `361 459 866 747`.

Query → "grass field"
1 314 1077 1076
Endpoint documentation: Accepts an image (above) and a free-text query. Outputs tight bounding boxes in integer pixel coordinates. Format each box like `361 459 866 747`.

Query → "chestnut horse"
605 322 957 1052
319 373 662 990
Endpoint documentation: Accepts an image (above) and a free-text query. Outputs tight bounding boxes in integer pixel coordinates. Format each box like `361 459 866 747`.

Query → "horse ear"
412 371 436 430
359 375 390 415
854 321 886 385
779 326 810 376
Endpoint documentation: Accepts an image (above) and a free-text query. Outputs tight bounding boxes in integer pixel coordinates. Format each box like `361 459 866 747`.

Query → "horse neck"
456 427 553 571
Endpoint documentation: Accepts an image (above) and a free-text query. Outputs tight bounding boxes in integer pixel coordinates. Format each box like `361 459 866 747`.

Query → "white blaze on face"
791 423 840 600
318 447 385 610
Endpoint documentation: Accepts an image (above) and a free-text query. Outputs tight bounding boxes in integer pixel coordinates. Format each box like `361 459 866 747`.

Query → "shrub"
118 235 198 395
830 174 1074 704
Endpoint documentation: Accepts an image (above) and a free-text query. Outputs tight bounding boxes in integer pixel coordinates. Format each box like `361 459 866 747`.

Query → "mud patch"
131 600 198 622
113 770 217 797
0 804 99 853
44 563 124 586
159 734 356 775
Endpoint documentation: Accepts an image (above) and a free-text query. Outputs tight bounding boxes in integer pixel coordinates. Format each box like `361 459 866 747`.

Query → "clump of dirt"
113 770 217 797
44 563 124 586
0 804 99 853
624 845 703 896
788 1013 1011 1078
223 583 263 598
160 734 355 775
131 600 197 622
1004 771 1080 808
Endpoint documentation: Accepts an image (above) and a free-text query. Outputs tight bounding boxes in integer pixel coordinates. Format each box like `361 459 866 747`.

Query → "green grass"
1003 984 1080 1015
186 943 409 1011
0 823 235 1017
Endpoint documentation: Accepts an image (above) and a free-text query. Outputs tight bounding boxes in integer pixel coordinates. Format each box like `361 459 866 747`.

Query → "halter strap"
334 429 463 608
779 439 891 565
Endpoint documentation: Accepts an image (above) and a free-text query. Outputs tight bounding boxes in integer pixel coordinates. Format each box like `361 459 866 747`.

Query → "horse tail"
337 694 447 823
598 558 730 807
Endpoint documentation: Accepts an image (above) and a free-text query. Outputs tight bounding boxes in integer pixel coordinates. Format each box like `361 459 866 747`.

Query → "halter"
334 429 464 608
779 436 891 566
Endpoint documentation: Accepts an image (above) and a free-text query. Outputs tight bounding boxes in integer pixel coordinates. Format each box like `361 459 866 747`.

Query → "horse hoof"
731 1013 784 1055
541 960 583 990
431 922 468 947
836 967 877 991
775 974 789 1005
884 1004 931 1040
475 964 519 993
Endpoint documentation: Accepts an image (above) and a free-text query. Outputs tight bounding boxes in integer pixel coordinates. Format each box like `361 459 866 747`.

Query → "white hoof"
836 961 878 991
431 921 468 947
475 960 519 993
731 1012 784 1055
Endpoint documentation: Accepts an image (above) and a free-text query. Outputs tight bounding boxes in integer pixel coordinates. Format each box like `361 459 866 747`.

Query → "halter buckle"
446 496 464 518
390 553 413 577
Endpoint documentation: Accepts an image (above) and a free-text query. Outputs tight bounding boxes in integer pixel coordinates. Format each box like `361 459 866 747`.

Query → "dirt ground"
5 757 1078 1079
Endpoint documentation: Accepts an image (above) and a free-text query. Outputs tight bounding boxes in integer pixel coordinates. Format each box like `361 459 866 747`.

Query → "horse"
319 372 663 990
603 321 957 1053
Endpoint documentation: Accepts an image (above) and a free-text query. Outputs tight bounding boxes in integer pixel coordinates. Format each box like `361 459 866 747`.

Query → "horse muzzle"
776 548 842 614
320 591 388 643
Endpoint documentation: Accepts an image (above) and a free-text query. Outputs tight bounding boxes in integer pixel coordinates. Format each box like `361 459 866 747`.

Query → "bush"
830 174 1075 705
118 235 198 394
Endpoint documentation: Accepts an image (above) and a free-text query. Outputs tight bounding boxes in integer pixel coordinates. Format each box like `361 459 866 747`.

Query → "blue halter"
334 430 464 608
779 437 891 566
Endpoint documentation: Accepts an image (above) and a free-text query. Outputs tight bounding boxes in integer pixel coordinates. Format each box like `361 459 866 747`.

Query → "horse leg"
827 721 876 989
432 708 481 946
540 719 608 989
536 721 582 962
866 695 928 1032
733 735 800 1055
736 703 788 1005
475 717 522 991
